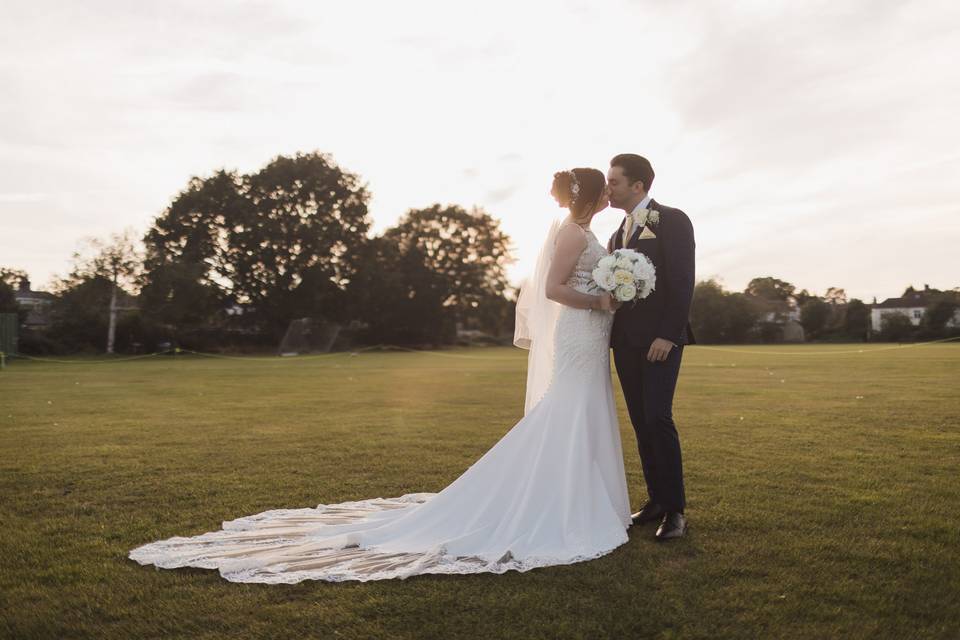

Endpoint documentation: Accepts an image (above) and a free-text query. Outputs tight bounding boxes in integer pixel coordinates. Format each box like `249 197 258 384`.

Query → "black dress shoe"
655 512 687 541
630 502 664 526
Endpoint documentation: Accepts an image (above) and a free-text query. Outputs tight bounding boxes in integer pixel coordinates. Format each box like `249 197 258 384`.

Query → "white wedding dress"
129 225 631 583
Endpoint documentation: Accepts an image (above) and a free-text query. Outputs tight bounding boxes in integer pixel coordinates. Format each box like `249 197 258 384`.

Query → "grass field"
1 344 958 639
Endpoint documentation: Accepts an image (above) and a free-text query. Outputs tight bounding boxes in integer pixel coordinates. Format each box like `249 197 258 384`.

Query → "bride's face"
592 185 610 214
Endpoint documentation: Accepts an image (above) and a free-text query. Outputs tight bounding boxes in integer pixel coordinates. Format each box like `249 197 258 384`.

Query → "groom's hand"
646 338 675 362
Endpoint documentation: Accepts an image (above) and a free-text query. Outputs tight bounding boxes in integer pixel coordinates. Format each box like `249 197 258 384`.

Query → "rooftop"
873 285 941 309
13 278 55 302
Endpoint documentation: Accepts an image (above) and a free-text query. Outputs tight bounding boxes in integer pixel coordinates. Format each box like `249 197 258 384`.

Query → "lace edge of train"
218 538 630 584
128 533 630 584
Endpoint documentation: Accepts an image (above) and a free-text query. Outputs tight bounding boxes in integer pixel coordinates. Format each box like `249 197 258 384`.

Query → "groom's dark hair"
610 154 655 192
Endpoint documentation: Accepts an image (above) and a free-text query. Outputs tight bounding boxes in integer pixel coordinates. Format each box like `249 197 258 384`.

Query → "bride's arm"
545 225 615 311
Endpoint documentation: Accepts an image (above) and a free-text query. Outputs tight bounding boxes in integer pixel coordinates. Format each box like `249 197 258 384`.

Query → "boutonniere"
631 208 661 228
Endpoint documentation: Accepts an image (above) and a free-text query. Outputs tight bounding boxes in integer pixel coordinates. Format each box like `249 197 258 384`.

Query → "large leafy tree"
353 237 452 345
382 204 512 335
746 276 796 302
139 170 239 336
0 269 29 326
843 299 870 340
66 231 142 290
46 273 145 354
922 292 959 338
46 276 112 352
879 313 914 342
0 279 18 315
799 297 831 339
824 287 847 306
236 154 371 325
48 232 143 353
141 152 372 338
691 279 758 343
0 268 28 289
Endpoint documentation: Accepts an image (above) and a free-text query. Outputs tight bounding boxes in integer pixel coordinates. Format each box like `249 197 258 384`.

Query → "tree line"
691 277 959 344
1 152 513 354
1 152 956 353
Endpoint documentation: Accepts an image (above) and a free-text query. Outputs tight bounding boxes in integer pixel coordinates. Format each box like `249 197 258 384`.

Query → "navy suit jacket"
607 199 696 348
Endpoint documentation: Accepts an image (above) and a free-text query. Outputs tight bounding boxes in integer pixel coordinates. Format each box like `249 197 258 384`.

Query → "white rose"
616 283 637 301
614 269 633 285
598 255 616 270
632 260 653 280
598 271 617 290
591 267 611 291
644 274 656 297
648 210 660 225
615 255 632 269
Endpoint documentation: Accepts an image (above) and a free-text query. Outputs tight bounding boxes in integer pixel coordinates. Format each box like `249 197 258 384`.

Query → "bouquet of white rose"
590 249 656 303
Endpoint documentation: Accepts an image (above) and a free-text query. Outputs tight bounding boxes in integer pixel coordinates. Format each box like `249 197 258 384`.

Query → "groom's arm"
657 208 695 344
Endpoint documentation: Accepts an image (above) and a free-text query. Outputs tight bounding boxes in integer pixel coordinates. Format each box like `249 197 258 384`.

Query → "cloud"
167 72 255 113
663 1 960 181
484 184 523 204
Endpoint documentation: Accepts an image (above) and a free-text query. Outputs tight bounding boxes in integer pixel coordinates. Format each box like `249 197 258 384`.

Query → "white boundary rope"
8 351 170 364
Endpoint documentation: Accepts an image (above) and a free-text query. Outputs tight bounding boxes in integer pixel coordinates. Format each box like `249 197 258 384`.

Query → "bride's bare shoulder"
555 222 588 242
549 226 589 274
553 223 588 253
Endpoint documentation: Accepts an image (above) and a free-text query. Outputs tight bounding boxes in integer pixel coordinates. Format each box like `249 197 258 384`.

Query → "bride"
129 167 632 583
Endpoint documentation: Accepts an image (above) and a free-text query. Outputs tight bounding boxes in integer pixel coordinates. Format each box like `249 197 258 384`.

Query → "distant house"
755 298 805 343
870 285 960 332
13 279 55 328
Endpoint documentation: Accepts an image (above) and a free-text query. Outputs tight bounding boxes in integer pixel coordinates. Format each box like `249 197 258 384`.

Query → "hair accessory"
567 170 580 204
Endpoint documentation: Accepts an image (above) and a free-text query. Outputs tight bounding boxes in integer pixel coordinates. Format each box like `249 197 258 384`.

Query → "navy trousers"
612 339 686 512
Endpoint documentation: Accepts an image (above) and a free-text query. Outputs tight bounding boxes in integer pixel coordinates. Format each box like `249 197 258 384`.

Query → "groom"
606 153 695 541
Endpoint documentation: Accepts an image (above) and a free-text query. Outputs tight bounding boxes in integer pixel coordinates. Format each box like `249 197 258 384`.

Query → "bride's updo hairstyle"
550 167 606 223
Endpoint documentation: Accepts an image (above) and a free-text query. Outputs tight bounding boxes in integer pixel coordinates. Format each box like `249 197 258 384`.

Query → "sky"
2 0 958 302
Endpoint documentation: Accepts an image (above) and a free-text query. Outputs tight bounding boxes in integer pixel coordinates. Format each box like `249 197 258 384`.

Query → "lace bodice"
550 224 614 374
563 225 607 294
